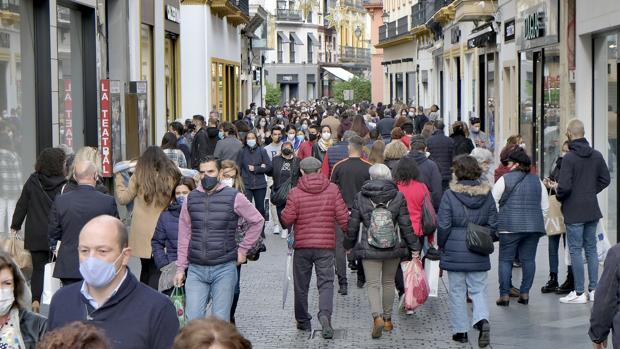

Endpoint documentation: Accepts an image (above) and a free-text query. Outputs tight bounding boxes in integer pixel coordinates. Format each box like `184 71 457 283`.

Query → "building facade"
363 0 384 104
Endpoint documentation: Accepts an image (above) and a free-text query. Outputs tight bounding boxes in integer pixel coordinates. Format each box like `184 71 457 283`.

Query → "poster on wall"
109 81 123 165
100 80 113 177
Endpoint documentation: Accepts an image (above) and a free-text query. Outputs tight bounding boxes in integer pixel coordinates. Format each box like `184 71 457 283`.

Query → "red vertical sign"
100 80 112 177
64 80 73 149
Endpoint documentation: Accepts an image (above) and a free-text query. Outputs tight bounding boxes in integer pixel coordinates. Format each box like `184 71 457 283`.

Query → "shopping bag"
424 258 440 298
158 262 176 292
170 287 187 328
282 249 293 309
545 195 565 236
41 262 61 305
0 235 32 278
596 222 611 264
401 258 429 311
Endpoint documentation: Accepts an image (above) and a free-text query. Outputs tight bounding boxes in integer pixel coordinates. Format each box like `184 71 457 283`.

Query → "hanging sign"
100 80 113 177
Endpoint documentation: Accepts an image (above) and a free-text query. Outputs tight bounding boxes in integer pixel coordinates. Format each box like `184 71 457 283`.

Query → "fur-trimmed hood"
449 179 492 209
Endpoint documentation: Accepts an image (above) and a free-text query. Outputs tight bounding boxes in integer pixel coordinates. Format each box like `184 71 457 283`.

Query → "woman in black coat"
266 142 300 225
344 164 421 339
236 131 272 227
450 121 475 156
11 148 67 312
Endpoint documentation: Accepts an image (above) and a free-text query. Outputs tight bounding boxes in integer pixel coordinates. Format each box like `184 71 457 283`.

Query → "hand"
237 252 247 265
174 272 185 288
248 165 255 172
10 229 19 237
412 251 420 259
593 340 608 349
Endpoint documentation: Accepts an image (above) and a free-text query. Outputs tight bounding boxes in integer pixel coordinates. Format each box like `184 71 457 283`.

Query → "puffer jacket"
236 145 272 190
427 130 454 182
151 201 181 269
344 180 421 260
437 180 498 272
281 173 348 249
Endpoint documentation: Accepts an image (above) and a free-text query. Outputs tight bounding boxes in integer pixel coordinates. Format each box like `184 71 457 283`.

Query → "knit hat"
300 157 322 173
508 149 531 166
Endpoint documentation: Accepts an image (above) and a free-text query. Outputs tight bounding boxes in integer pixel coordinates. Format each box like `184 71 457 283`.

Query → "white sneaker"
589 290 595 302
273 225 281 235
406 309 414 315
559 291 588 304
280 229 288 239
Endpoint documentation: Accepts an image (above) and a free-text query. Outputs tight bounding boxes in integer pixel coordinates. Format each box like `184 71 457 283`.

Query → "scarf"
318 138 333 152
0 308 25 349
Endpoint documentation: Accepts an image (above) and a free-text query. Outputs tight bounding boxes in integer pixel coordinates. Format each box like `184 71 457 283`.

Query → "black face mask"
201 175 219 191
308 133 318 141
282 148 294 156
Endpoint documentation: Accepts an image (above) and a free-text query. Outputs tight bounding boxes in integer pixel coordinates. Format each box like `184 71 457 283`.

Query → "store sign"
524 11 544 40
504 19 515 42
63 80 73 150
100 80 113 177
516 0 558 50
166 5 180 23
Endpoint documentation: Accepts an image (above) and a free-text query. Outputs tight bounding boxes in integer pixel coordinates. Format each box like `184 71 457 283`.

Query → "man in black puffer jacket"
427 120 454 191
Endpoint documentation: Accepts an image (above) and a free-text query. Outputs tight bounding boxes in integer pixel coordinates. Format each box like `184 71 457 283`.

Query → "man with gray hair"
556 119 610 304
48 160 118 285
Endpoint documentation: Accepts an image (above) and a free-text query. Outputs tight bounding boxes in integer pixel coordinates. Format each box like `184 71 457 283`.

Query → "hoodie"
404 151 443 211
281 173 349 249
556 138 610 224
437 180 498 272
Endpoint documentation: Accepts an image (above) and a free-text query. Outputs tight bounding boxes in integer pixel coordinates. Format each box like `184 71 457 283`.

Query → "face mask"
0 288 14 316
282 148 294 156
308 133 318 141
221 178 234 188
176 196 186 206
259 121 266 126
321 132 331 141
471 126 480 133
296 135 305 142
79 252 124 289
408 112 414 117
520 143 526 149
218 131 225 139
272 135 281 143
287 134 295 141
276 114 283 119
201 175 219 191
301 124 308 130
247 139 257 148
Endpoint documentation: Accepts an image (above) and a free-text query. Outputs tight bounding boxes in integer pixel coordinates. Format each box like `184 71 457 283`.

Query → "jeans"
335 226 347 287
293 249 335 324
362 258 400 318
448 271 489 333
498 233 542 296
186 261 238 321
566 221 599 293
547 234 567 274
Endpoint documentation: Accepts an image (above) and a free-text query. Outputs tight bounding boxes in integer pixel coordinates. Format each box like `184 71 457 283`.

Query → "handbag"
421 191 437 236
170 287 187 328
270 179 291 207
545 194 565 236
463 207 495 256
0 234 32 278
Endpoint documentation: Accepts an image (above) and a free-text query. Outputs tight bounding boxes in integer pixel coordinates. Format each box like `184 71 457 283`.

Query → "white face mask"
0 288 15 316
287 134 296 141
221 178 235 188
321 132 331 141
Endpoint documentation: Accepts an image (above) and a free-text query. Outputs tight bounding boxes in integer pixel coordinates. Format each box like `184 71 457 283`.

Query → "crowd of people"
0 98 615 348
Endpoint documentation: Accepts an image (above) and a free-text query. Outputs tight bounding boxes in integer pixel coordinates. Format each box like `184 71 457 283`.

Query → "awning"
322 66 354 81
277 31 290 43
244 12 265 37
307 32 320 47
290 32 304 45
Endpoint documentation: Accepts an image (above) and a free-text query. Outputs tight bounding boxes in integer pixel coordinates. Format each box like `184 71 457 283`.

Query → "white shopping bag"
41 262 61 305
424 259 440 298
596 222 611 264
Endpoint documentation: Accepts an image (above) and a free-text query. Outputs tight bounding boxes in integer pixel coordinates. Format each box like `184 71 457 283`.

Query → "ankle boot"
556 268 574 295
541 272 558 293
383 317 393 331
371 315 384 339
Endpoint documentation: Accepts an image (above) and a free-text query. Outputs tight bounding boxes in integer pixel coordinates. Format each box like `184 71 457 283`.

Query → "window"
140 24 154 145
277 36 284 63
210 59 240 121
164 34 179 124
289 35 296 63
307 35 313 64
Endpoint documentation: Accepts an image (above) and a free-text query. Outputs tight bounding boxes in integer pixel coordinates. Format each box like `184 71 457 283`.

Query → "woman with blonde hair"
368 140 385 165
115 146 181 289
64 147 108 194
383 139 408 172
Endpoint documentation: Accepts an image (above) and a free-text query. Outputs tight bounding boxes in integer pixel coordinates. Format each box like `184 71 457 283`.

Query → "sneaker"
273 225 281 235
405 309 414 315
589 290 595 302
559 291 588 304
280 229 288 239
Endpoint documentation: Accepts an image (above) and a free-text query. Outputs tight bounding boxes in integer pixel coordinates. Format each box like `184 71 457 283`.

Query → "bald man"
48 160 118 285
47 215 179 349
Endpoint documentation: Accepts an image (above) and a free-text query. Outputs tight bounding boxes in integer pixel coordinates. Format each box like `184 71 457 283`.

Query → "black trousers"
245 188 267 237
140 258 161 290
30 251 49 303
294 249 335 324
230 265 242 323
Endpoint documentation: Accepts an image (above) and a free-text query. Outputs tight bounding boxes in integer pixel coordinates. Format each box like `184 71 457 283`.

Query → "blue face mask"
176 196 185 206
218 131 225 139
79 252 124 289
296 135 305 142
247 139 257 148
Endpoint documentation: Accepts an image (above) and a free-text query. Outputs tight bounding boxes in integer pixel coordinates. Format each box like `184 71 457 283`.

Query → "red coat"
281 173 349 249
397 180 429 237
297 140 315 160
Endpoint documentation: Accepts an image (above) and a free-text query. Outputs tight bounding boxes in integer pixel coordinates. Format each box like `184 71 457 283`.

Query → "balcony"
453 0 496 23
343 0 365 11
434 0 454 12
411 1 434 28
227 0 250 25
277 8 302 22
377 16 414 48
340 46 370 63
235 0 249 17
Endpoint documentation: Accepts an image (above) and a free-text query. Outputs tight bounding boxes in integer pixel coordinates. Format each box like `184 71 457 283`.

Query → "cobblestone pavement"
234 223 596 349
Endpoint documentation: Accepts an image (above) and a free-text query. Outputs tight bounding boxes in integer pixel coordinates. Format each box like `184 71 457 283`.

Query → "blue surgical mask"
218 131 225 139
247 139 257 148
176 196 185 206
301 124 308 130
79 252 124 289
296 135 305 142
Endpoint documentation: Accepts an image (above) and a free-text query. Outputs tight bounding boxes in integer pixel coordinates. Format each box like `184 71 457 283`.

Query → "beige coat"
115 174 170 259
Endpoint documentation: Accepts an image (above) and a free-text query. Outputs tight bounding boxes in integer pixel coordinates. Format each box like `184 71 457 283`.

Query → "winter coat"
214 136 243 161
19 309 47 349
556 138 610 224
330 157 372 209
268 156 301 191
404 151 443 211
48 185 119 279
176 137 191 163
311 142 328 163
427 130 454 182
190 127 209 169
397 180 430 237
320 141 349 177
12 173 67 251
495 171 545 234
451 133 475 156
437 180 498 272
414 114 429 134
344 179 421 260
115 173 171 259
376 117 395 140
297 140 315 160
281 173 349 250
236 145 272 190
589 244 620 347
151 202 181 269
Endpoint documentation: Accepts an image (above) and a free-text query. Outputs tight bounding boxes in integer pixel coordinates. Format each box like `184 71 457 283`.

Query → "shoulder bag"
463 206 494 256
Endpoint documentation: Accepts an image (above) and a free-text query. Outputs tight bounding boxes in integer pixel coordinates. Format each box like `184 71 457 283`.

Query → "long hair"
350 115 369 138
0 251 31 311
393 156 421 184
368 140 385 165
133 146 181 207
161 132 179 150
221 160 245 193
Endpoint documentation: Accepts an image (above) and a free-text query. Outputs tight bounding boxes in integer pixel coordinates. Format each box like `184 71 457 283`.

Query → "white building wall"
154 0 166 144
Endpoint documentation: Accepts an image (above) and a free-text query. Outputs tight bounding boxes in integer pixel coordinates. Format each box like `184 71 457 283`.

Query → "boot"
475 319 490 348
452 333 468 343
319 315 334 339
555 267 574 295
541 272 558 293
371 315 384 339
383 317 393 331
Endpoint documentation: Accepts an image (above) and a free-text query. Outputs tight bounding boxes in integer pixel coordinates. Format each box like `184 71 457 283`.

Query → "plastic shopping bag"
596 222 611 264
424 258 440 298
41 262 61 305
401 258 429 311
170 287 187 328
158 262 176 292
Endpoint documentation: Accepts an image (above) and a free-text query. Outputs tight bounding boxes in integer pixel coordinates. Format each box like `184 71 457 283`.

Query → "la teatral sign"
100 80 114 177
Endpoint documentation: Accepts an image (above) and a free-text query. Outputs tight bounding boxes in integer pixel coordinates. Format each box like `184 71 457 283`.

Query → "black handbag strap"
499 172 528 207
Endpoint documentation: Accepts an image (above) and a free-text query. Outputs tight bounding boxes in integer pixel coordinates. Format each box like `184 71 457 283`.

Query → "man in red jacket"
281 157 349 339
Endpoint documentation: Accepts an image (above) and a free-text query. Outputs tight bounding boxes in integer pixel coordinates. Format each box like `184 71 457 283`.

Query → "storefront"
164 0 181 123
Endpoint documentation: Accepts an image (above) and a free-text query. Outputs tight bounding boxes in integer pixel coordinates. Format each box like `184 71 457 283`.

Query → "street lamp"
354 25 362 39
382 11 389 24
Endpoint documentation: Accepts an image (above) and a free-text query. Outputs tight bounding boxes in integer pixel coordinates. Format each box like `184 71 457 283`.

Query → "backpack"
367 201 398 249
421 191 437 236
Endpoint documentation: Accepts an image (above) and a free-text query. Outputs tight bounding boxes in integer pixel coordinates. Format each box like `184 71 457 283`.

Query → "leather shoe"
452 333 468 343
